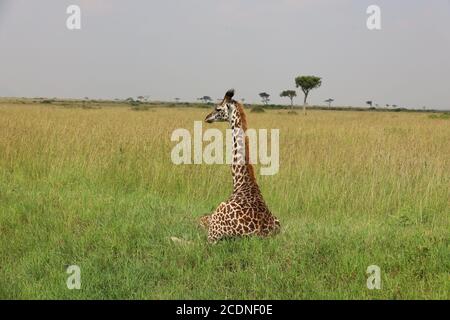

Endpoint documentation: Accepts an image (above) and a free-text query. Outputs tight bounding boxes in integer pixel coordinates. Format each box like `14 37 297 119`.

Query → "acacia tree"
280 90 297 109
198 96 212 104
295 76 322 115
325 98 334 108
259 92 270 105
366 101 373 107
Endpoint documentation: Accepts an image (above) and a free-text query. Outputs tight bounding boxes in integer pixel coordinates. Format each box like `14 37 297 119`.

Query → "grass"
429 113 450 120
0 102 449 299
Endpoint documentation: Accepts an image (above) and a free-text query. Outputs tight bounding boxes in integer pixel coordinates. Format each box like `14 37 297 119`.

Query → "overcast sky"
0 0 449 109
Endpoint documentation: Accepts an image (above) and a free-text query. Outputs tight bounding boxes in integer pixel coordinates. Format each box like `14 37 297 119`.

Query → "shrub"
429 113 450 120
251 106 265 113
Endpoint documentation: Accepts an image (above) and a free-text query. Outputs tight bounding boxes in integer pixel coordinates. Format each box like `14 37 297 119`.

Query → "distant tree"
295 75 322 115
137 96 145 102
198 96 212 104
126 97 140 106
366 101 373 107
174 98 180 103
259 92 270 105
280 90 297 109
325 98 334 108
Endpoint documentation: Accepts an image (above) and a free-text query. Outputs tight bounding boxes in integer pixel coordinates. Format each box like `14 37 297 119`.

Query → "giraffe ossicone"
200 89 281 243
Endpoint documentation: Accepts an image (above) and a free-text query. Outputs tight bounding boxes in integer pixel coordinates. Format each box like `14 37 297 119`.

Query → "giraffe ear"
224 89 235 101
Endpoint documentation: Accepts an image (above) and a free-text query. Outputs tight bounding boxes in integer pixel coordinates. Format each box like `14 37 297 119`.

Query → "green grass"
0 103 449 299
429 113 450 120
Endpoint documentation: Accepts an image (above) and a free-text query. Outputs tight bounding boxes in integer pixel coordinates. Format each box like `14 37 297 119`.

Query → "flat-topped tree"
259 92 270 105
325 98 334 108
295 75 322 115
198 96 212 104
280 90 297 109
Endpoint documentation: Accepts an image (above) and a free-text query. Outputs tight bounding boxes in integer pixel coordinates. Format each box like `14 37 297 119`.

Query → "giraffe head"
205 89 235 123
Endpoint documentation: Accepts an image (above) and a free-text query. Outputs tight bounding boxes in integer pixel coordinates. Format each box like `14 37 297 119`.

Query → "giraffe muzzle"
205 112 216 123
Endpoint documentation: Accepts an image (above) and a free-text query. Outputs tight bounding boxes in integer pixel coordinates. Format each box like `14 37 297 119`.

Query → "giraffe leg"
198 214 211 231
207 233 219 244
207 222 224 244
261 216 281 237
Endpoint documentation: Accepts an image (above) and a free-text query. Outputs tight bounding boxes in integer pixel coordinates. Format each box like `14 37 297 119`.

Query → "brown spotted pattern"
201 89 280 243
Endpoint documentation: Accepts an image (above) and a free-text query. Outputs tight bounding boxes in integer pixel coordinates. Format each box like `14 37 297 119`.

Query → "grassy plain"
0 101 449 299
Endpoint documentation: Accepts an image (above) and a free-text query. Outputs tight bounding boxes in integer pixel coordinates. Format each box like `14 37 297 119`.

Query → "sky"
0 0 449 109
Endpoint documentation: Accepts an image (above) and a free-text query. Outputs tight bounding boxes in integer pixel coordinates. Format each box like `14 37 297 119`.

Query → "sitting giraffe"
200 89 280 243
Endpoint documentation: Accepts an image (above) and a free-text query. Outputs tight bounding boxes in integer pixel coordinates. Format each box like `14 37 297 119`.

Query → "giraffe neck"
229 103 258 193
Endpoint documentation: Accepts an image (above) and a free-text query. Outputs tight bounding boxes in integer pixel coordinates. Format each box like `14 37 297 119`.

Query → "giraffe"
200 89 280 243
